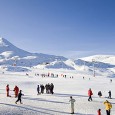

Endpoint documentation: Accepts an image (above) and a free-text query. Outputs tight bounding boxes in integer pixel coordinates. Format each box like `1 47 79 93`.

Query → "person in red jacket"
97 109 101 115
13 86 19 98
6 84 10 97
88 88 93 101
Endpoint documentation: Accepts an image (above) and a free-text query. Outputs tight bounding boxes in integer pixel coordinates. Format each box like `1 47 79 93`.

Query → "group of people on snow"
88 88 112 101
6 84 19 98
87 88 112 115
97 100 112 115
26 72 75 79
35 72 59 78
6 84 24 104
5 84 113 115
97 90 111 99
37 83 54 95
69 88 112 115
6 83 54 104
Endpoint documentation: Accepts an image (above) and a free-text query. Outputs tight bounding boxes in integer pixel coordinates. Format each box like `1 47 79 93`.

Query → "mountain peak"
0 37 4 40
0 37 7 42
0 37 32 57
0 37 9 47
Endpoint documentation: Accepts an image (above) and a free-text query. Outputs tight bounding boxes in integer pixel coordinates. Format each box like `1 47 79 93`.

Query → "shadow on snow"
0 103 94 115
23 97 69 104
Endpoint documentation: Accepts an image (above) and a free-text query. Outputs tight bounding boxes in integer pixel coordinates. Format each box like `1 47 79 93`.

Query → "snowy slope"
79 55 115 76
0 68 115 115
81 55 115 65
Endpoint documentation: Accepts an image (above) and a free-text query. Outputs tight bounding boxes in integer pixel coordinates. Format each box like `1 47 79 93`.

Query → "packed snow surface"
0 68 115 115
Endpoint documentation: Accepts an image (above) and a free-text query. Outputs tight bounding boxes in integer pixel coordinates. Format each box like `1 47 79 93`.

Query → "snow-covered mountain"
81 55 115 64
77 55 115 77
1 37 115 77
0 38 67 68
0 38 31 58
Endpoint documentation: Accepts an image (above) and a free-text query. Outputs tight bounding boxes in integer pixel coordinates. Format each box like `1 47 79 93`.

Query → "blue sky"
0 0 115 58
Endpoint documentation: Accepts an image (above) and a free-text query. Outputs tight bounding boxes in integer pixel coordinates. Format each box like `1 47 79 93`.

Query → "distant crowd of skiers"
26 72 59 77
26 72 73 79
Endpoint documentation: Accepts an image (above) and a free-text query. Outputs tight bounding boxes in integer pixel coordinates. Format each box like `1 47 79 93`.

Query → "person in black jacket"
108 90 111 99
50 83 54 94
40 84 45 94
15 90 24 104
98 91 102 97
37 85 40 95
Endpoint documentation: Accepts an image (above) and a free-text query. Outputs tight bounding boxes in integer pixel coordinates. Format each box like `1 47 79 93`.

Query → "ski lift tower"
92 59 95 77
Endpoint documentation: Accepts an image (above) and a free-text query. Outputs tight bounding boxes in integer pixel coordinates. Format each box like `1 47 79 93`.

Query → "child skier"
97 109 101 115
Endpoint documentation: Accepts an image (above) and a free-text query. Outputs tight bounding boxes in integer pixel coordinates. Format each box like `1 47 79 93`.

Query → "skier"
108 91 111 99
15 90 24 104
40 84 45 94
97 109 101 115
37 85 40 95
45 84 48 94
50 83 54 94
69 96 76 114
48 73 50 77
47 83 50 94
6 84 10 97
88 88 93 101
110 79 112 83
13 86 19 98
65 75 66 78
104 100 112 115
98 91 102 97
